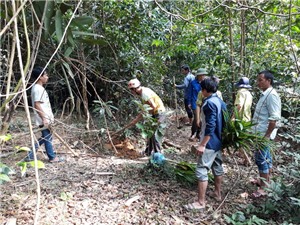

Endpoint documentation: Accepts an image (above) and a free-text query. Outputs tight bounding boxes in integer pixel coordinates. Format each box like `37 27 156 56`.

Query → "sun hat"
235 77 252 88
195 68 208 76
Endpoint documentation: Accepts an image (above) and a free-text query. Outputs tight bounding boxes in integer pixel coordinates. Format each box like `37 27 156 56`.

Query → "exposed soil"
0 110 283 225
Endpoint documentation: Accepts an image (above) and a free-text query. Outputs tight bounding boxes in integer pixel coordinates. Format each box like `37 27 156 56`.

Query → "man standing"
175 65 195 125
127 78 166 156
234 77 253 165
234 77 253 121
184 78 226 211
187 68 207 141
26 67 64 163
252 70 281 197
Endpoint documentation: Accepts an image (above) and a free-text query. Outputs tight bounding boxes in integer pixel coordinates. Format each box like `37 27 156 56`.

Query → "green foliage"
0 134 12 142
0 162 13 184
224 211 267 225
222 110 272 153
174 161 214 187
60 192 73 201
17 160 45 177
174 161 197 186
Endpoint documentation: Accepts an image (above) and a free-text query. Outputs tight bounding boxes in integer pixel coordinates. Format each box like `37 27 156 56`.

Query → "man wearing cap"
233 77 253 165
127 78 166 156
187 68 208 141
251 70 281 198
175 65 195 125
234 77 253 122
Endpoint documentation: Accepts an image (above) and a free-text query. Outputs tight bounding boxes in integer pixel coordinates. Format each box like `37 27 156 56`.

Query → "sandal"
184 202 205 211
49 156 65 163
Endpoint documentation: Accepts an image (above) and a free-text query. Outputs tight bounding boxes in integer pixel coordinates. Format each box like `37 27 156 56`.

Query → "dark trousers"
184 98 193 119
145 113 166 156
191 109 200 138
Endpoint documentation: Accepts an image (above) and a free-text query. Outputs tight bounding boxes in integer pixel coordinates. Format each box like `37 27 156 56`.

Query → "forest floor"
0 110 278 225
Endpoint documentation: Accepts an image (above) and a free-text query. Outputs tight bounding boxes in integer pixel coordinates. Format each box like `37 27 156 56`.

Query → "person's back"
234 77 253 122
140 87 165 114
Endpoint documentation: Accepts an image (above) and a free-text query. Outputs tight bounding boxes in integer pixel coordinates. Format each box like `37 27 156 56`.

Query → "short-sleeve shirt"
141 87 165 115
234 88 253 122
31 84 54 126
252 87 281 135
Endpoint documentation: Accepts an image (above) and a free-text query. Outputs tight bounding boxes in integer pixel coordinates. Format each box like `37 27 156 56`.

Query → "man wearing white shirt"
252 70 281 197
26 67 64 163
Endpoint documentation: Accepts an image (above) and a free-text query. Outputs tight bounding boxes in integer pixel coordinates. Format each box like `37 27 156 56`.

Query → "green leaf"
0 174 11 182
64 47 74 57
62 62 74 79
151 39 164 47
0 134 12 142
141 131 148 139
55 9 63 43
15 146 31 152
43 1 54 37
17 162 27 177
28 160 45 169
71 16 94 29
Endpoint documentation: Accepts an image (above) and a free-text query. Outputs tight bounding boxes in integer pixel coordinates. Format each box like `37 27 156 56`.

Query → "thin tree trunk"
240 2 246 76
227 4 235 101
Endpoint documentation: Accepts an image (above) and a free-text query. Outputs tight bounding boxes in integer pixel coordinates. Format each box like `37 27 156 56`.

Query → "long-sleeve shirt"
176 72 195 99
200 93 227 151
187 79 201 110
252 87 281 136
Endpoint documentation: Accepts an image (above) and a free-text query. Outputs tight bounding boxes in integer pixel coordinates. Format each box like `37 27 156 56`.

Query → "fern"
222 110 273 154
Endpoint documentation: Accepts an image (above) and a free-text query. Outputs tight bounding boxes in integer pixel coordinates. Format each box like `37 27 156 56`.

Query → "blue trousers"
28 128 56 160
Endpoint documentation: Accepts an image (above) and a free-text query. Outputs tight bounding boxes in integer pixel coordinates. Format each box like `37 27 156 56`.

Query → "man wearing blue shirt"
184 78 226 211
187 68 207 141
251 70 281 198
175 65 195 125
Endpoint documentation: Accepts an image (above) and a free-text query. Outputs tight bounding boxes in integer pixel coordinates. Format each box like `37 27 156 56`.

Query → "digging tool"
111 123 132 137
173 76 182 129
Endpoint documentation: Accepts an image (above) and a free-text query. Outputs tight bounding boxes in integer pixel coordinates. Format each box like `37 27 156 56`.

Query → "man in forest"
233 77 253 165
187 68 207 141
126 78 166 156
25 67 64 163
195 75 223 128
184 78 226 211
251 70 281 198
175 64 195 125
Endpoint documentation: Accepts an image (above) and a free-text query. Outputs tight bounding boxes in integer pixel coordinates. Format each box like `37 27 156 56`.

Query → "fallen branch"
163 139 182 150
49 127 79 157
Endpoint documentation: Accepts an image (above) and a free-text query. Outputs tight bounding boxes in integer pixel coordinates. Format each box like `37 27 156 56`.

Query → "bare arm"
34 101 48 126
265 120 276 139
196 135 211 155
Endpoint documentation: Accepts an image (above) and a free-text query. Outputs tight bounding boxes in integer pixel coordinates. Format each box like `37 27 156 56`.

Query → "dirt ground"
1 111 271 225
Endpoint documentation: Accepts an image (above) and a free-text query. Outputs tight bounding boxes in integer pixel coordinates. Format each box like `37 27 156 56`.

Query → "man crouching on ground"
184 77 226 211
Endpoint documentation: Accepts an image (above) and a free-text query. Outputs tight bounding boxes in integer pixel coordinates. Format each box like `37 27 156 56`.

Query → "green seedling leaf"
60 192 72 201
0 134 12 142
28 160 45 169
15 146 31 151
17 162 27 177
0 174 11 182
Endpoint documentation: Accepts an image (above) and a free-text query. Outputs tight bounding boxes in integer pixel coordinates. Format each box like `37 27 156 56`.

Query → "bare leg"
198 180 208 206
259 172 269 190
213 175 223 200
